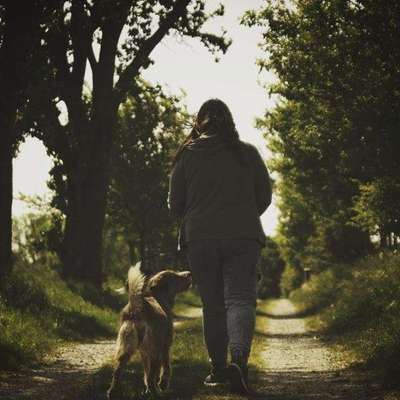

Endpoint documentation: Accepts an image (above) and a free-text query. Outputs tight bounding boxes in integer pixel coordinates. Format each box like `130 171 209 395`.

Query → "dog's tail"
127 261 146 314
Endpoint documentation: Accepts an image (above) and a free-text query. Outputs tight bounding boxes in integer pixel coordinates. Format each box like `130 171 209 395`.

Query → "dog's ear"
148 273 170 292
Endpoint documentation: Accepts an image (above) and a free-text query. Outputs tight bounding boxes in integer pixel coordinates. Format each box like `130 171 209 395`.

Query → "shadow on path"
253 368 383 400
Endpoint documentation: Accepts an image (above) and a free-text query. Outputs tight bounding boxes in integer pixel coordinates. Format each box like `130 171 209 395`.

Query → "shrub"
290 252 400 382
290 268 340 313
0 260 119 370
257 237 285 299
280 265 303 297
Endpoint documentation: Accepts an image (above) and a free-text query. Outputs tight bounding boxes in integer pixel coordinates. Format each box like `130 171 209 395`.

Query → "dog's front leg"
159 349 170 391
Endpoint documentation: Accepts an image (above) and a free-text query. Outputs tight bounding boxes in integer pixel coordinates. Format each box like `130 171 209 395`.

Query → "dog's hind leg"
142 355 162 394
107 321 138 399
159 348 170 391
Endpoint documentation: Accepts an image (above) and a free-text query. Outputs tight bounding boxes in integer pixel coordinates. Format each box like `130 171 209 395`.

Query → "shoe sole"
227 363 250 395
203 381 227 387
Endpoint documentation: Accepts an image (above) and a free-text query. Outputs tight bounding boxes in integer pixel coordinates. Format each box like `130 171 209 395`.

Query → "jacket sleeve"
250 146 272 215
168 156 186 218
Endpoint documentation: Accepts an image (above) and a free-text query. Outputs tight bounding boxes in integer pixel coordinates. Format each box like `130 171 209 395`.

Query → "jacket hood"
185 134 228 154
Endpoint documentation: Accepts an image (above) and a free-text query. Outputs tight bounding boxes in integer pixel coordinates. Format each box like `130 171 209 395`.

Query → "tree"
0 1 44 278
12 195 63 266
353 178 400 248
108 80 187 275
257 237 285 299
32 1 230 286
244 0 400 290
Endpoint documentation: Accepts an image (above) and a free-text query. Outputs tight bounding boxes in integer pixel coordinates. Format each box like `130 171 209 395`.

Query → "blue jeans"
186 238 261 366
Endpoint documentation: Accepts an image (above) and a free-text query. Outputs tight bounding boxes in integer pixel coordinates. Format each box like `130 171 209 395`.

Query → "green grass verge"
0 261 121 370
289 252 400 383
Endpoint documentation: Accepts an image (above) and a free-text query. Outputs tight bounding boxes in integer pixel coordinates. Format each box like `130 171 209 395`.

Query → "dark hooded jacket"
168 134 272 250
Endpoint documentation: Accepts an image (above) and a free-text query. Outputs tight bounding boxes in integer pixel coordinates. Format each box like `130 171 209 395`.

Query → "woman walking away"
168 98 272 395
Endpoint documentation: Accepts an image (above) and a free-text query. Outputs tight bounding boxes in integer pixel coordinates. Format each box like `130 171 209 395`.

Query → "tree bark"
0 2 36 278
61 118 113 287
0 138 13 278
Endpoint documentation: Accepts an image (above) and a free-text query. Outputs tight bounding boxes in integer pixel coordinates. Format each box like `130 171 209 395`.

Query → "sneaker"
204 365 228 386
227 358 250 395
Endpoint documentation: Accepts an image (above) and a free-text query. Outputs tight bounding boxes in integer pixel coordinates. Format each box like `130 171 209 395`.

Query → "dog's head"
146 270 192 311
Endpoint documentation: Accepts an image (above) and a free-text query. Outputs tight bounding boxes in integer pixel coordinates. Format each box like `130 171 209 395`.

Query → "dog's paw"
143 386 159 396
107 386 118 400
159 378 169 392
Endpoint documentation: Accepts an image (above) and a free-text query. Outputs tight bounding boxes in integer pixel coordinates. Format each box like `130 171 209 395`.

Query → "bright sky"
12 0 279 235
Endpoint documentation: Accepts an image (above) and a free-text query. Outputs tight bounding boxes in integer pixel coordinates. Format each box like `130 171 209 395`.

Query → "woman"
168 98 271 394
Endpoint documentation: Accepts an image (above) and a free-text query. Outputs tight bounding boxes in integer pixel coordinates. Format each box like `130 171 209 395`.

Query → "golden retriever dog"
107 262 192 398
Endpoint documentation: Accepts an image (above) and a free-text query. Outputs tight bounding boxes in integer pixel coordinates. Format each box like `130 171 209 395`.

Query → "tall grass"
0 260 120 369
290 252 400 382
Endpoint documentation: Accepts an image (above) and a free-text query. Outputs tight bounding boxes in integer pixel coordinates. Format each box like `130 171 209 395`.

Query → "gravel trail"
0 340 115 400
0 307 202 400
255 299 390 400
0 300 397 399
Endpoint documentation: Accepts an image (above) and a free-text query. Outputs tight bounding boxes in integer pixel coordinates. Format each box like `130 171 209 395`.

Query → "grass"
81 294 269 400
0 260 121 370
289 251 400 385
0 261 270 398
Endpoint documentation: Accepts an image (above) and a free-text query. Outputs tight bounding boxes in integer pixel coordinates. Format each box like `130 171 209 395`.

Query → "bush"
0 260 119 370
280 265 303 297
290 267 346 313
290 252 400 382
257 237 285 299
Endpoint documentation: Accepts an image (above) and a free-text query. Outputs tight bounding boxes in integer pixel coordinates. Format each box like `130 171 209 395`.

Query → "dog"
107 262 192 398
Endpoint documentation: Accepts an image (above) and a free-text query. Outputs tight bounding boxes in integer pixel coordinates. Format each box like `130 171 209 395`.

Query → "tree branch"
87 43 98 75
47 17 71 103
113 0 191 106
70 0 94 102
91 1 131 114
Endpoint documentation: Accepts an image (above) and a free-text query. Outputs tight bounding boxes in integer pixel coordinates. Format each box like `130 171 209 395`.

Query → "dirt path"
0 307 202 400
0 340 115 400
255 299 391 400
1 301 397 400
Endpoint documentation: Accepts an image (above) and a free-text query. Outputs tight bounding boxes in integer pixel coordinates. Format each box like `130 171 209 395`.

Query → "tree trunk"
61 117 113 287
62 163 109 286
0 138 13 278
127 239 137 265
379 228 386 249
0 3 23 278
138 231 147 274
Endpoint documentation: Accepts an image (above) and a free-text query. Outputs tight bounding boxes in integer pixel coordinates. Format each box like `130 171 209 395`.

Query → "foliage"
352 177 400 246
12 195 64 266
280 264 303 298
18 0 231 285
0 259 120 370
107 81 188 275
244 0 400 291
257 237 285 298
102 218 132 280
291 252 400 382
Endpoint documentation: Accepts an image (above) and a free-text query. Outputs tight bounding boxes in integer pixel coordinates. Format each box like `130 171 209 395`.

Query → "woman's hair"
172 98 243 166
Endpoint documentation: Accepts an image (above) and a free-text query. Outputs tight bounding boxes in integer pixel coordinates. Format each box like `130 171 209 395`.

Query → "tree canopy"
244 0 400 291
1 0 231 285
